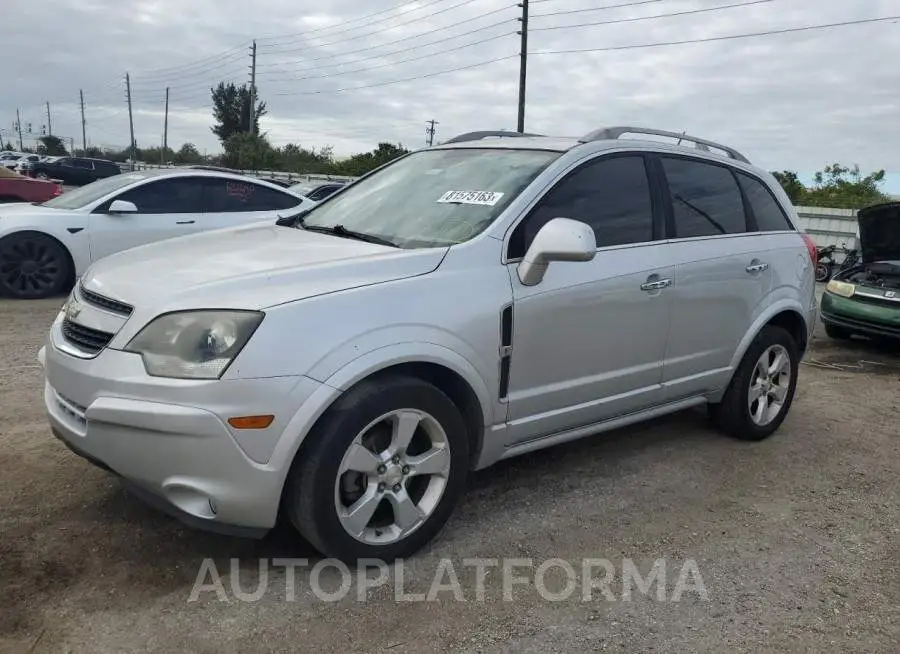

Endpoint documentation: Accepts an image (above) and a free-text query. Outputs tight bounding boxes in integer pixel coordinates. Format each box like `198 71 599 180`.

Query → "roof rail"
580 126 750 164
443 130 543 144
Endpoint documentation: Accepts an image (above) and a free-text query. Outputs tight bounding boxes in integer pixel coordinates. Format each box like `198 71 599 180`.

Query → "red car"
0 167 63 204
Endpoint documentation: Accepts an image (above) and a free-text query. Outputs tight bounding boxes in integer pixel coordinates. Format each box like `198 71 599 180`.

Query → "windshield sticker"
436 190 504 206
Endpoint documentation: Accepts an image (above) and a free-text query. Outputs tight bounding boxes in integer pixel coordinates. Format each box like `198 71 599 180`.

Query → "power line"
530 14 900 55
259 0 492 56
531 0 774 33
262 31 515 83
271 54 518 96
258 12 515 75
258 0 451 47
532 0 672 19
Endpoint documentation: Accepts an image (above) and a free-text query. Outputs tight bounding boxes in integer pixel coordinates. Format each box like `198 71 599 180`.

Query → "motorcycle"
815 244 837 282
815 242 860 282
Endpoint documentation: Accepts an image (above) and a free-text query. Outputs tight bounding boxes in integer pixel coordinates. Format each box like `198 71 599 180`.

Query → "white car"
0 169 312 299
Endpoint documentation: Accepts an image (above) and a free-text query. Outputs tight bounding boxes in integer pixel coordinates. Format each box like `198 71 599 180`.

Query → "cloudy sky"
3 0 900 189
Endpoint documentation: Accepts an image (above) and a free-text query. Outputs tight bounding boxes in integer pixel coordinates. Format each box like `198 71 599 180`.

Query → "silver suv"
40 126 818 561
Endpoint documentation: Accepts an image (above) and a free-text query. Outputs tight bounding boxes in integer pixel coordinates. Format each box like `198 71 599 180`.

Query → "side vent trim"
498 304 513 400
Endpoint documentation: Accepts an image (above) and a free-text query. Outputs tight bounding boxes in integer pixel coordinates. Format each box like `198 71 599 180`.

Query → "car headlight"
825 280 856 298
124 310 263 379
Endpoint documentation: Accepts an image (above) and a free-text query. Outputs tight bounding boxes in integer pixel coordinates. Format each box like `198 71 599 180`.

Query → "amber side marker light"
228 415 275 429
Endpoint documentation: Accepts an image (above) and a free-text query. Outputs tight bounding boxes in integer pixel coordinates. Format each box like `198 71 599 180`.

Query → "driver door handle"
176 219 196 225
640 278 671 291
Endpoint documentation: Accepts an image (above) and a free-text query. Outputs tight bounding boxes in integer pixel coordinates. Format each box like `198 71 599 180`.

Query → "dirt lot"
1 296 898 653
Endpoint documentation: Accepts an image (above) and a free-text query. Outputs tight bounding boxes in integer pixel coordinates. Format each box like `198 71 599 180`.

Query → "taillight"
801 233 818 267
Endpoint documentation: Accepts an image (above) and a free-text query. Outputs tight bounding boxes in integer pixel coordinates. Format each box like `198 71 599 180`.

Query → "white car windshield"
40 172 154 209
300 148 560 248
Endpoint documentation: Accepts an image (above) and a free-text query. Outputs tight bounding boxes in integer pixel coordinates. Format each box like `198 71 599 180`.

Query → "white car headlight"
124 310 263 379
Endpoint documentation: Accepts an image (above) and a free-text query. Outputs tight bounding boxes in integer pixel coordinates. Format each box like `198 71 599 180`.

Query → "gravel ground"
1 294 898 653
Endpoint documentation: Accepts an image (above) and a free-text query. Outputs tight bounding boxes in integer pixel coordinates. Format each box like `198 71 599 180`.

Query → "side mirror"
517 217 596 286
108 199 138 214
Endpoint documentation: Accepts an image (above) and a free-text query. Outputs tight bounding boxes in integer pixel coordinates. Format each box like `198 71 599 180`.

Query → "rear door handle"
746 262 769 273
176 220 196 225
640 278 671 291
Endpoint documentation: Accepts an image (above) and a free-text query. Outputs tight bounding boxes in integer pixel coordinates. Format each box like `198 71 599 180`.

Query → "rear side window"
203 178 302 212
509 155 654 257
662 157 747 238
737 173 793 232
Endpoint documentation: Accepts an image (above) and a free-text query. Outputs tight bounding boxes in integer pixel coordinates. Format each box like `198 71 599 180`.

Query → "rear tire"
824 323 852 340
709 326 799 441
0 232 72 299
284 374 470 563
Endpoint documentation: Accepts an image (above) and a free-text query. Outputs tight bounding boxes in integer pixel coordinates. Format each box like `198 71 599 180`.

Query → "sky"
3 0 900 191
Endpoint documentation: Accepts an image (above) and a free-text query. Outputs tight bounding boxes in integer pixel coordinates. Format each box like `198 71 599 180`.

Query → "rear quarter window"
737 173 794 232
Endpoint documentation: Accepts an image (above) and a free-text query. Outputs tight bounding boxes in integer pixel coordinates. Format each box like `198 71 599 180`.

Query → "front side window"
204 178 301 212
662 157 747 238
509 155 654 258
300 148 560 248
112 177 204 213
43 172 156 209
72 159 93 169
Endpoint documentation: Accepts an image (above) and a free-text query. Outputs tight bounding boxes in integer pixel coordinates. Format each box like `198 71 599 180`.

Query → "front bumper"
40 321 324 535
820 291 900 339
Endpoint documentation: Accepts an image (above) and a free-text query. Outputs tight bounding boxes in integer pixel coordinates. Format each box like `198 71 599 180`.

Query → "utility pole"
425 119 438 146
516 0 529 133
15 109 23 150
249 40 257 135
45 101 52 136
79 90 87 154
125 73 136 170
162 86 169 164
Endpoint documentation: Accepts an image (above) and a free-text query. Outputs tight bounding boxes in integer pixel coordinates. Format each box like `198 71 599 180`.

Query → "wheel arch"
729 301 809 374
0 228 77 295
272 344 494 509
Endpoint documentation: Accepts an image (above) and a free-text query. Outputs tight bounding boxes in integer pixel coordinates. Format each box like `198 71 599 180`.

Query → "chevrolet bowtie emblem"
64 299 82 321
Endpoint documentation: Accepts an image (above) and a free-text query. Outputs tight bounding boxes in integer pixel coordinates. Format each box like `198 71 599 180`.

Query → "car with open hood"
821 201 900 340
39 125 817 562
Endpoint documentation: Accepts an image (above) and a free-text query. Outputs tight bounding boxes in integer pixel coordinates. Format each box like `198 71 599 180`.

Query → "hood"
857 202 900 263
80 222 448 310
0 202 64 217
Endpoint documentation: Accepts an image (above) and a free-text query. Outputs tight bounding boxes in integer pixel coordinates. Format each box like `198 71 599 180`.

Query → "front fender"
316 340 495 428
265 340 496 504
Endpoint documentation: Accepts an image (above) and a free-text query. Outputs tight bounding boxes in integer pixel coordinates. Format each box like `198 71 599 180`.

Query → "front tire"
0 232 72 299
709 326 799 441
284 374 470 562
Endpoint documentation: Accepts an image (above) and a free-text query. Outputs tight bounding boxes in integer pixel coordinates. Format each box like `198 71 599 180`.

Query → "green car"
821 202 900 340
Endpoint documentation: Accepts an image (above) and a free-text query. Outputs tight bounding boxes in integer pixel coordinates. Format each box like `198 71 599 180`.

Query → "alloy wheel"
334 409 452 545
748 344 792 426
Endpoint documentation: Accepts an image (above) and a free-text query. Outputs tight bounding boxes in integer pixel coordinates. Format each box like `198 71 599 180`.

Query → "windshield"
301 148 560 248
41 172 152 209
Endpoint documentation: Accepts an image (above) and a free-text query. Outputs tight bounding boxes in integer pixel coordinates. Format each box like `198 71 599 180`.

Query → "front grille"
79 285 133 316
62 318 114 354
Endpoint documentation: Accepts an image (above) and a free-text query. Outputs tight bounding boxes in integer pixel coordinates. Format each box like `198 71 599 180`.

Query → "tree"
770 170 804 204
770 164 891 209
222 132 280 170
211 82 267 145
2 141 12 150
37 135 69 156
174 142 204 165
333 142 410 176
804 164 891 209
